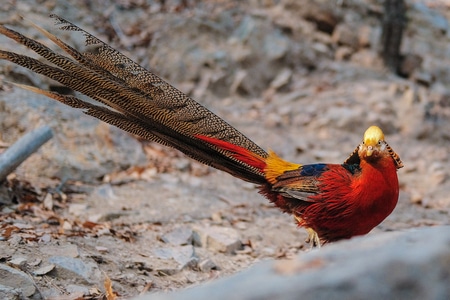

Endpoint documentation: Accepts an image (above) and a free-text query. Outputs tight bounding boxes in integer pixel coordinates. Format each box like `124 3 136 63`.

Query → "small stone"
269 68 292 90
409 190 423 204
43 193 53 210
48 256 102 284
399 54 423 78
234 222 247 230
358 25 372 48
28 258 42 266
39 234 52 243
153 245 197 270
350 49 383 68
193 226 242 254
8 257 27 267
0 263 36 297
66 284 90 296
161 227 194 246
95 246 109 253
7 235 22 247
332 24 359 49
95 227 111 236
211 212 223 223
68 203 88 216
0 185 12 205
335 46 353 61
174 158 191 171
414 71 433 86
62 221 72 231
172 245 195 265
304 7 339 34
263 28 289 60
0 285 21 300
153 247 173 260
200 259 218 272
33 264 55 276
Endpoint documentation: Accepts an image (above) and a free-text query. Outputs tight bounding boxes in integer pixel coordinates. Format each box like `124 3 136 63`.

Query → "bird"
0 15 403 247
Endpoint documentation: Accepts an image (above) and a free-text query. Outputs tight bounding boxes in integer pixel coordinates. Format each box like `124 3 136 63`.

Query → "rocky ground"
0 0 449 299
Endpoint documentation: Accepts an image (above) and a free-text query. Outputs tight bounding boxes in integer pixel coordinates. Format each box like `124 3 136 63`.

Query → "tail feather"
0 16 269 183
196 135 267 172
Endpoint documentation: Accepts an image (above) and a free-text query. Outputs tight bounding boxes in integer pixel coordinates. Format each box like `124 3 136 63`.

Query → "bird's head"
362 125 385 158
357 126 403 168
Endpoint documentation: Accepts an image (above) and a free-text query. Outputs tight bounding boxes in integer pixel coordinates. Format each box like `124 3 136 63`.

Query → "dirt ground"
0 0 449 299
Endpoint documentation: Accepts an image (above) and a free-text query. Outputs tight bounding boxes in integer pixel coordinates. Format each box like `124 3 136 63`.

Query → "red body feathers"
198 126 403 245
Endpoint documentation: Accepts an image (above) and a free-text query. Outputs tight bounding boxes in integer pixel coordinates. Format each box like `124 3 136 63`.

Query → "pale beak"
366 146 373 156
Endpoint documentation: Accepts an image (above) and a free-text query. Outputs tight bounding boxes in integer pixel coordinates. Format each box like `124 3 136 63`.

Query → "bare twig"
0 126 53 182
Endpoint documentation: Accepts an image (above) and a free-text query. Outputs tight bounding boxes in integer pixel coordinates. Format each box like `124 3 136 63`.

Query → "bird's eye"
378 140 382 145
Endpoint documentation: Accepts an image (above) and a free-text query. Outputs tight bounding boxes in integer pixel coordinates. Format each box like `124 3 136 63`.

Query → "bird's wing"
270 164 328 202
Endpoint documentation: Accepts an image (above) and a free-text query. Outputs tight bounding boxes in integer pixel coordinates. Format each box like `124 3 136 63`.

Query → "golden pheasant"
0 15 403 246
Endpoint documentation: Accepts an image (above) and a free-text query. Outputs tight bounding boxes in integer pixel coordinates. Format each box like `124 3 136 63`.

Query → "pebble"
0 285 21 300
65 284 90 296
161 227 194 246
48 256 102 284
8 257 27 267
193 226 242 254
33 264 55 276
95 246 109 253
198 259 218 272
153 245 198 270
335 46 353 61
269 68 292 90
68 203 88 216
332 24 359 49
0 263 37 298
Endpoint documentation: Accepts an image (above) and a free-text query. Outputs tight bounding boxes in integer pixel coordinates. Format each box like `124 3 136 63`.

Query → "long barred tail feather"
0 15 268 184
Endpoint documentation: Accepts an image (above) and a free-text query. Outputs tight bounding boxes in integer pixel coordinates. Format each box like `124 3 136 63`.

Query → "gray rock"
32 264 55 276
0 263 37 298
65 284 90 296
269 68 292 90
161 227 194 246
173 246 196 265
399 54 423 78
358 25 372 48
332 24 359 49
303 6 339 34
0 285 21 300
135 226 450 300
7 257 27 267
350 49 383 69
334 46 353 61
153 245 197 270
48 256 101 285
263 29 290 61
193 226 242 254
198 259 218 272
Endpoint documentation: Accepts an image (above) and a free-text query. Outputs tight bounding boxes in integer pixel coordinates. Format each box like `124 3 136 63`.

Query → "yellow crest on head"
363 125 384 145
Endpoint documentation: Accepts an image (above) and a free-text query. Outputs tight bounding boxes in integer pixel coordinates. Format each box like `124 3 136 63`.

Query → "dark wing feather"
271 164 328 202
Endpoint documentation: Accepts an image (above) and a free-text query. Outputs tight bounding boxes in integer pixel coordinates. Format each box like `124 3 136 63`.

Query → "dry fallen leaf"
104 273 117 300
